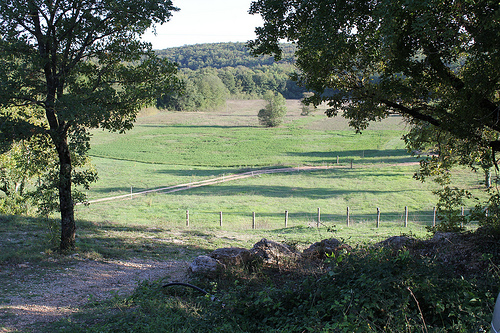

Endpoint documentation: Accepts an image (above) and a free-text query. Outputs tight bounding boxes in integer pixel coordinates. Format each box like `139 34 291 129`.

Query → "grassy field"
74 99 486 247
3 99 469 263
1 99 494 333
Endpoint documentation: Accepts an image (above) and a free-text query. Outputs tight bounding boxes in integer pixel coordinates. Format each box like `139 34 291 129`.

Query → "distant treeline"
155 42 296 70
155 43 308 111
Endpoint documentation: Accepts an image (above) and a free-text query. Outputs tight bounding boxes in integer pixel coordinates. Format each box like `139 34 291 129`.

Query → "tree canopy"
249 0 500 228
0 0 180 249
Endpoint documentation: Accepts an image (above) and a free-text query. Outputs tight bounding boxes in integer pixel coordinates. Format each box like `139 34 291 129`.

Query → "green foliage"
155 42 312 106
0 0 180 249
300 92 315 116
54 246 495 332
157 61 308 110
0 194 29 215
258 91 287 127
471 192 500 234
429 186 471 233
208 248 493 332
156 42 297 70
249 0 500 231
158 69 229 111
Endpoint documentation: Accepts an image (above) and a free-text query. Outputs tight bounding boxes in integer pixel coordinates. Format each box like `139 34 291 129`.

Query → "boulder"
249 238 298 264
431 232 458 243
209 247 251 266
303 238 351 259
189 255 223 276
375 235 415 249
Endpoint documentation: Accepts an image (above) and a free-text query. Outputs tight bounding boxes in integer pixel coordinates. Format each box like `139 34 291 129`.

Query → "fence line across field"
182 206 470 229
81 162 474 229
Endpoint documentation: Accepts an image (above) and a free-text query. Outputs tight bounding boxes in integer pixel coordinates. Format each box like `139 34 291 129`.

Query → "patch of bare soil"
0 258 189 332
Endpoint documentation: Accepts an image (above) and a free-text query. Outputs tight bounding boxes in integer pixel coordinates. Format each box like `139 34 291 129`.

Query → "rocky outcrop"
375 235 415 249
249 238 299 264
191 235 427 277
188 255 223 277
209 247 251 266
303 238 351 259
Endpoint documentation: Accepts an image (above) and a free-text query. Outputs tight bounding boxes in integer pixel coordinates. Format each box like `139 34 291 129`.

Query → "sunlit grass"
77 100 489 248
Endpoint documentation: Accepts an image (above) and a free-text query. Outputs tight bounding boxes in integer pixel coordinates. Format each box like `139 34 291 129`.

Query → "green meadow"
1 99 493 333
75 99 486 248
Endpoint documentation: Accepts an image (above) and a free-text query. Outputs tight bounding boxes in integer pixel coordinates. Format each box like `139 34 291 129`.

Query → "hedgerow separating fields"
77 99 485 244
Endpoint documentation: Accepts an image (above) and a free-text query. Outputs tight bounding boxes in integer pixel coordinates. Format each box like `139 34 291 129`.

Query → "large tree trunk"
57 132 75 251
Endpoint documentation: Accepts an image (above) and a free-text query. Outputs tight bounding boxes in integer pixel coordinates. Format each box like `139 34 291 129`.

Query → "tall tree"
249 0 500 222
0 0 180 250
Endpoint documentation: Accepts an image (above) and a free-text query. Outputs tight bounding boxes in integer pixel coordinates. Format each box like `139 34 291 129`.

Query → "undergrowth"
56 231 499 333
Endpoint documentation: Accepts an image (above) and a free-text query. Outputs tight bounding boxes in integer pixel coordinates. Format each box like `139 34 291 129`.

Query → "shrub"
258 91 287 127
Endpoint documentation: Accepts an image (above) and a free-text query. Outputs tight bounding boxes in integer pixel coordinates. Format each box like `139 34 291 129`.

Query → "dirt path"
86 163 421 205
85 165 351 204
0 258 189 332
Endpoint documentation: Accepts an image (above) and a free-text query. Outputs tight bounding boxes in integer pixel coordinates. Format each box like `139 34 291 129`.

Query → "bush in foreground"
57 231 498 332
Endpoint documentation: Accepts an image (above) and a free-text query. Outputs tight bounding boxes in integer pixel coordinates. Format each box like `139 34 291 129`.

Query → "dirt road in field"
86 165 348 204
86 163 419 205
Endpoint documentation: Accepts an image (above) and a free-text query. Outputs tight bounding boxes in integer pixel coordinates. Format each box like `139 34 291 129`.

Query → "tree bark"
57 132 75 251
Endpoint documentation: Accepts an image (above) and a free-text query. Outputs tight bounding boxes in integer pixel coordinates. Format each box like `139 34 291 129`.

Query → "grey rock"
431 232 458 243
189 255 223 276
303 238 350 258
376 236 414 249
209 247 251 266
249 238 298 264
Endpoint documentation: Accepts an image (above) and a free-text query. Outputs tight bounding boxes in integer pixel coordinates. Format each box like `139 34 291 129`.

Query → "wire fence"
166 206 473 230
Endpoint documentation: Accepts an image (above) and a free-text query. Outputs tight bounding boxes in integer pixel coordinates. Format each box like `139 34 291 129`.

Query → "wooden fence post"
317 207 321 227
186 210 189 227
252 212 256 230
404 206 408 227
461 206 464 227
347 206 350 227
376 207 380 228
433 207 436 227
219 211 223 227
285 210 288 228
337 156 339 164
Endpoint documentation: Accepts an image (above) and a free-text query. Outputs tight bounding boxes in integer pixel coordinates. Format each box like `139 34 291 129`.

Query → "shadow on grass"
182 183 429 199
217 209 436 225
0 215 213 265
138 124 259 129
288 149 417 164
0 214 59 264
153 166 278 177
75 220 213 260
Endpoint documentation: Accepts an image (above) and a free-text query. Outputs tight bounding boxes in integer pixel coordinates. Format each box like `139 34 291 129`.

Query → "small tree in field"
300 92 315 116
258 91 287 127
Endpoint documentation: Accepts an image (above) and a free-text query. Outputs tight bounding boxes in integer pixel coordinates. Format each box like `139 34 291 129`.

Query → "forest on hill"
155 42 308 110
155 42 297 70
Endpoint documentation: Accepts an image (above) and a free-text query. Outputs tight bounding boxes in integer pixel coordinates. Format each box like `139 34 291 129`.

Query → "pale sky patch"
142 0 264 50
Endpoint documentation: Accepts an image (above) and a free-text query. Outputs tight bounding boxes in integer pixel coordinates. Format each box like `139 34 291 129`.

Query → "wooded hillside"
154 42 307 110
155 42 296 70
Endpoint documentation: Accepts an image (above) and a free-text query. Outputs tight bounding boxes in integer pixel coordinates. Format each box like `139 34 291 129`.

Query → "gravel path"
0 258 189 332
